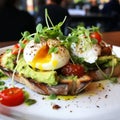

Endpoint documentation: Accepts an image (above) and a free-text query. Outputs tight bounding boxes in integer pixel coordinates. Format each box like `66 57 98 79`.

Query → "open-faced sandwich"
0 23 120 96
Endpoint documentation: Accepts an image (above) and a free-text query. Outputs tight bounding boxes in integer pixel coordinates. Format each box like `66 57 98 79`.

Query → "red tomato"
0 87 24 106
90 32 102 43
12 44 20 55
61 63 85 77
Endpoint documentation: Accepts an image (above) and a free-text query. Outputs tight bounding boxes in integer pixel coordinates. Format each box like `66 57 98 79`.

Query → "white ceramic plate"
0 46 120 120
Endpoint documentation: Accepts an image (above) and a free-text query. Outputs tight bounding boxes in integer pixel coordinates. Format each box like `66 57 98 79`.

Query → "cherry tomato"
61 63 85 77
0 87 24 106
12 44 20 55
90 32 102 43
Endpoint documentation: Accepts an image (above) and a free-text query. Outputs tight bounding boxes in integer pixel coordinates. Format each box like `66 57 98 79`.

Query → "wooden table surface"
102 31 120 46
0 31 120 48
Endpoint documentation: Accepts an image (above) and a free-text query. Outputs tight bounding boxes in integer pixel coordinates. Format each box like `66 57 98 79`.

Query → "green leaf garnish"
48 94 57 100
19 40 26 49
23 90 30 101
5 49 12 53
0 69 8 80
0 81 5 86
22 31 30 38
0 81 7 91
36 24 43 33
48 46 58 54
25 99 37 106
110 77 118 83
34 33 40 43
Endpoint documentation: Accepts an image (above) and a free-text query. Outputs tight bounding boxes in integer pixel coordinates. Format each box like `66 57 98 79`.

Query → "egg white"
71 43 101 63
23 39 70 70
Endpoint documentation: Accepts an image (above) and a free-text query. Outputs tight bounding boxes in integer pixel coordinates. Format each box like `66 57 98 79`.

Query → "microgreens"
48 94 57 100
18 9 66 47
48 46 58 54
62 25 100 51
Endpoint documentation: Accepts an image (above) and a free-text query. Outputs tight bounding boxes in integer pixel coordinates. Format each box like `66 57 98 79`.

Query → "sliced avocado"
16 58 58 86
97 55 119 67
1 52 16 71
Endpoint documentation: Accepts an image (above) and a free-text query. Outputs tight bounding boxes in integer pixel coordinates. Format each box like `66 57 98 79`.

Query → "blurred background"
17 0 120 32
0 0 120 47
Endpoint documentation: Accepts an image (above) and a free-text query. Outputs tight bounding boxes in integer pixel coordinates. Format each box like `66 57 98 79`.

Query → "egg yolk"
30 45 51 69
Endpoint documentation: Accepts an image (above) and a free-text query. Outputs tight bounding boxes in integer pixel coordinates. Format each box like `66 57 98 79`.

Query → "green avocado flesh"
1 52 58 86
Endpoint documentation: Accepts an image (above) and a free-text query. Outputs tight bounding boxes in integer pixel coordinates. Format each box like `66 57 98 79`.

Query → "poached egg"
71 43 101 64
23 39 70 70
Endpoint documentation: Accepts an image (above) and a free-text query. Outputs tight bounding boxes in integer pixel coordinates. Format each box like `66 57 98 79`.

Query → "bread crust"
0 52 120 95
88 64 120 81
0 52 92 95
0 68 91 95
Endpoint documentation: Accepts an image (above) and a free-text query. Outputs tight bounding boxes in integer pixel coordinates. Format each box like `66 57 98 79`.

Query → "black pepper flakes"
98 83 104 90
96 105 100 108
105 95 108 98
42 97 45 100
109 89 111 91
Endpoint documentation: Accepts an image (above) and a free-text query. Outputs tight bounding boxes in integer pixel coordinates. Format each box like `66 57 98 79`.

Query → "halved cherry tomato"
90 32 102 43
0 87 24 106
12 44 20 55
61 63 85 77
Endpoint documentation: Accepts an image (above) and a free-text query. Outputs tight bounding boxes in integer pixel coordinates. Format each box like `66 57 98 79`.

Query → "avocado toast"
0 24 120 95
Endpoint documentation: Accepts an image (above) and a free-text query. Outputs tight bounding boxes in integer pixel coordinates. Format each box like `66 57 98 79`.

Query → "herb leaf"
25 99 37 106
22 31 30 39
48 94 57 100
34 34 40 43
48 47 58 54
36 24 43 33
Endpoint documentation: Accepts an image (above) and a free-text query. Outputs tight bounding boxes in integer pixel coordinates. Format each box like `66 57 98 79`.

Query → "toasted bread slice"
0 68 92 95
88 64 120 81
1 51 120 95
0 53 92 95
